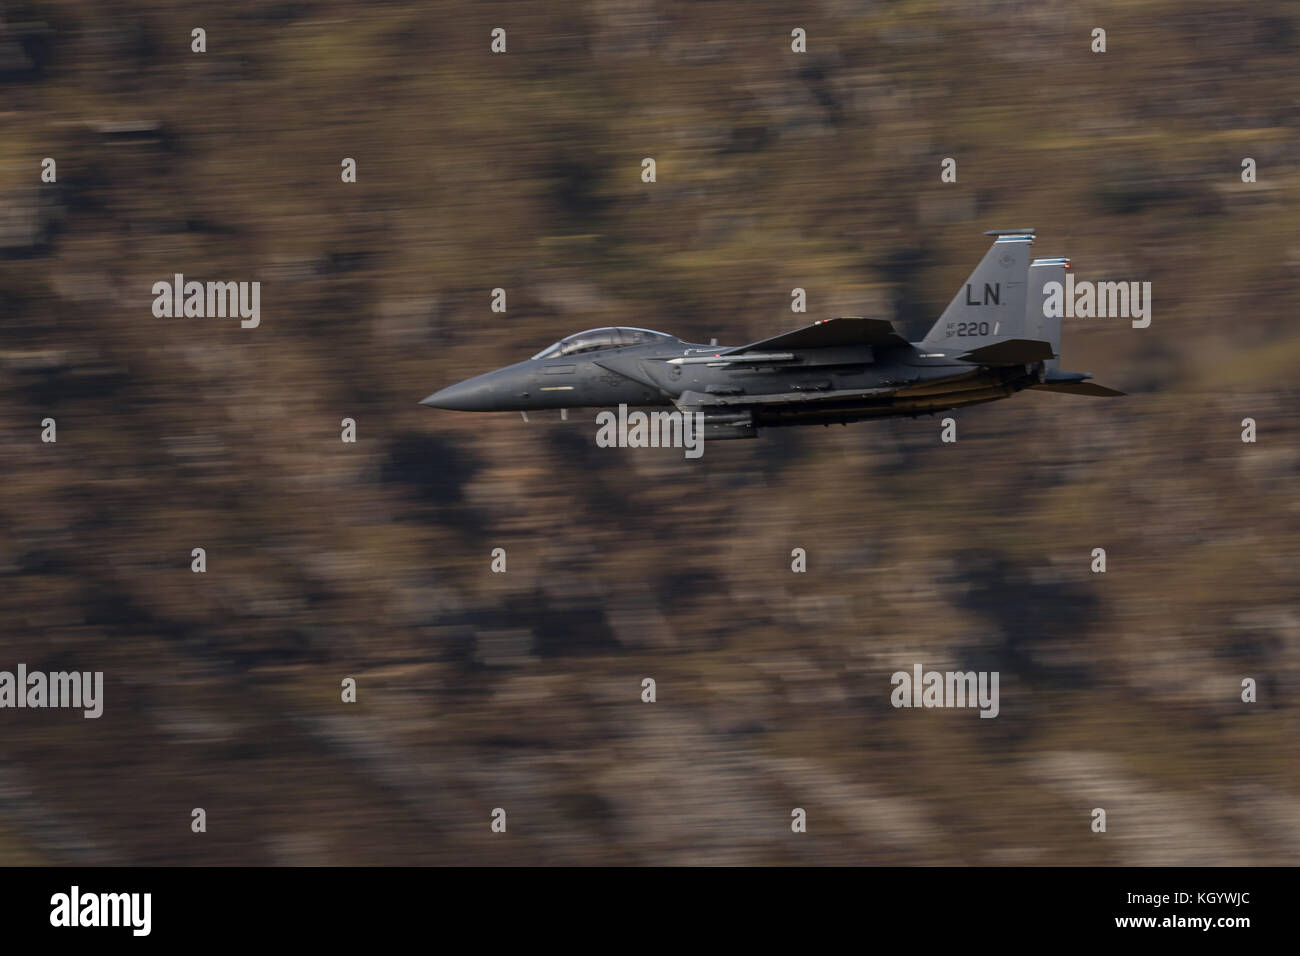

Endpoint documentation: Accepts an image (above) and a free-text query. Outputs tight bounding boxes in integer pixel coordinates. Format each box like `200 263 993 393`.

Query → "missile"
666 352 795 366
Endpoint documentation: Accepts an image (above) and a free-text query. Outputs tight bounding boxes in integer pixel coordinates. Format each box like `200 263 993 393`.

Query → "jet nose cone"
419 387 451 408
419 374 497 411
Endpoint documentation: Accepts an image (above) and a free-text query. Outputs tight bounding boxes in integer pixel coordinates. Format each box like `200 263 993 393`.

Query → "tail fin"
1023 254 1125 397
918 230 1034 353
1027 256 1067 371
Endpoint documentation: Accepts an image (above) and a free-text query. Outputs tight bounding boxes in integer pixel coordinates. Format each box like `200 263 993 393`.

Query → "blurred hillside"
0 0 1297 865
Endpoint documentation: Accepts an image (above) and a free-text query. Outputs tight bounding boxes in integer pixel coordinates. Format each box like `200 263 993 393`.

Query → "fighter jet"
419 230 1122 440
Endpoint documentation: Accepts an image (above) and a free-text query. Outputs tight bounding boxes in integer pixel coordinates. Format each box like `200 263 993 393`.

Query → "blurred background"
1 1 1297 865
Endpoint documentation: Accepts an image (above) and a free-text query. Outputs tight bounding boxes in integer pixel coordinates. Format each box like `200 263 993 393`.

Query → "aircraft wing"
720 317 910 354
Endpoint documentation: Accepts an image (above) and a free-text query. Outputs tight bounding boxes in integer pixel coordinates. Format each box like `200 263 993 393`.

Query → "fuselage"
419 326 1039 429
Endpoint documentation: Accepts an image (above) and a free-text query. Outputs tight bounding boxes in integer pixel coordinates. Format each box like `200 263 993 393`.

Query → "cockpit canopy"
530 327 675 360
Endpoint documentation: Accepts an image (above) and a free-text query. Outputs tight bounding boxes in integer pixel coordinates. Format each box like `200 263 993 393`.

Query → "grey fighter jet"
419 230 1123 440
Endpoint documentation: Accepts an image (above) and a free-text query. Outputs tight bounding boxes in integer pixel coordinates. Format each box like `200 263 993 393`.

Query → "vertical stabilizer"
918 230 1034 353
1028 256 1067 371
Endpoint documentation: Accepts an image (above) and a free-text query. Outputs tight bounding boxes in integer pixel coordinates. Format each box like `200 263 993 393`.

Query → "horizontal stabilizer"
1029 382 1126 397
722 317 908 354
957 338 1055 365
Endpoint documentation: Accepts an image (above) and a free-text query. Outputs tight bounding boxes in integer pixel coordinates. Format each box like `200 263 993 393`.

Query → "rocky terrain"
0 0 1296 864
